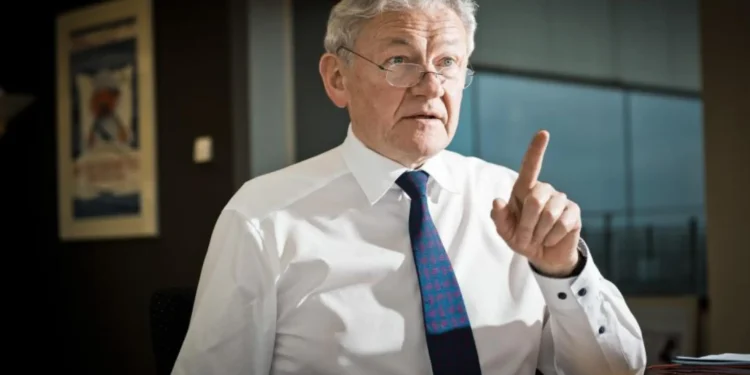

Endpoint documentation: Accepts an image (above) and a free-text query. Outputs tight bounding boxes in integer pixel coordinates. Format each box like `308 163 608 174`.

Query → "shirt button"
557 292 567 300
598 326 606 334
578 288 587 296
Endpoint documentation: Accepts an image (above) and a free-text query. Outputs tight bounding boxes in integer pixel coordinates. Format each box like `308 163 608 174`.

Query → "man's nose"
411 71 445 98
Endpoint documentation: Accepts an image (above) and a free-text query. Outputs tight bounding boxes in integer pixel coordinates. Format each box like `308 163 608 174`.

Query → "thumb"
491 198 515 241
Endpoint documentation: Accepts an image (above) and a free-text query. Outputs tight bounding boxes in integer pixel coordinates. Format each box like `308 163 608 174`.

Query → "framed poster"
56 0 158 240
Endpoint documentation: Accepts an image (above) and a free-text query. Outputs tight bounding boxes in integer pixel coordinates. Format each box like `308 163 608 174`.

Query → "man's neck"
350 126 433 170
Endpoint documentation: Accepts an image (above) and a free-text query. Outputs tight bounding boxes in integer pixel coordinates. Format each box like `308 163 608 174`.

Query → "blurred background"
0 0 747 373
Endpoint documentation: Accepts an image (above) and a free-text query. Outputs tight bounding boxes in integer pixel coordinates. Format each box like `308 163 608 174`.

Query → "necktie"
396 170 483 375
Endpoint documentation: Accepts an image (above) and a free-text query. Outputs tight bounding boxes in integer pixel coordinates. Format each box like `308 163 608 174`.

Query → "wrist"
530 250 586 278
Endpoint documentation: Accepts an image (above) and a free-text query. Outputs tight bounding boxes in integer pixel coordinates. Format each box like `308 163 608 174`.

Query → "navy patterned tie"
396 171 482 375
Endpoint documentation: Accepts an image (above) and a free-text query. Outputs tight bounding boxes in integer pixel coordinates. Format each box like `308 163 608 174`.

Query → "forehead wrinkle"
370 32 466 57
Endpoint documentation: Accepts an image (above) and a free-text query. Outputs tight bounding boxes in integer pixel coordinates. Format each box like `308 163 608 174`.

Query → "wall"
248 0 296 177
700 0 750 354
473 0 701 92
0 0 243 373
293 0 351 161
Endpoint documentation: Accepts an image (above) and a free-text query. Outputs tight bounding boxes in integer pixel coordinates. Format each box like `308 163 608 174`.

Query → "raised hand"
490 130 582 277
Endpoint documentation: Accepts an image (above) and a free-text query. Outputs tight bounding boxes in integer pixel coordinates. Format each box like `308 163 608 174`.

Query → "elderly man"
172 0 647 374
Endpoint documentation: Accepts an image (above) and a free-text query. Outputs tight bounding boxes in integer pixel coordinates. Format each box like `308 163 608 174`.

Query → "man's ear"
319 53 348 108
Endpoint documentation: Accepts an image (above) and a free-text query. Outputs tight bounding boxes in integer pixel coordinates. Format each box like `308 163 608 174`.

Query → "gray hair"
324 0 478 59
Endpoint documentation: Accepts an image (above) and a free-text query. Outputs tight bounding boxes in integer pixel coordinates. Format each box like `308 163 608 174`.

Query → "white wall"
473 0 701 91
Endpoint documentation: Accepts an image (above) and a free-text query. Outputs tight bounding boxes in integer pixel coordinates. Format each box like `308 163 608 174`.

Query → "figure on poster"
69 32 141 219
87 69 131 149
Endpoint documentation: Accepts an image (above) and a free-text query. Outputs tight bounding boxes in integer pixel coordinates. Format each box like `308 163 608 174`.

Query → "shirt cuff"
532 238 603 312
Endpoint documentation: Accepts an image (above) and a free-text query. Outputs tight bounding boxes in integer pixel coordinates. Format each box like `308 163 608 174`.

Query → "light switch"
193 136 213 163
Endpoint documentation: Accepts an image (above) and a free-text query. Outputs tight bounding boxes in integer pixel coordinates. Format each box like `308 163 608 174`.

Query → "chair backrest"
150 286 197 375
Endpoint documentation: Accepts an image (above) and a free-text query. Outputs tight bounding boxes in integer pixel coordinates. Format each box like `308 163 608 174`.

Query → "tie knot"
396 170 430 199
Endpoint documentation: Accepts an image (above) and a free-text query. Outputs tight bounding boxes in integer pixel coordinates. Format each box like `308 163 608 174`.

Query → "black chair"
150 286 197 375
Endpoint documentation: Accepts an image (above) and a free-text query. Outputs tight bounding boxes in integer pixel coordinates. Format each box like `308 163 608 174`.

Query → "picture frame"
625 296 701 365
56 0 159 240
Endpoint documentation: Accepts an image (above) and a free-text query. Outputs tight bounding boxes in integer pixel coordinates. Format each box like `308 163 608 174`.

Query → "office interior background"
0 0 747 373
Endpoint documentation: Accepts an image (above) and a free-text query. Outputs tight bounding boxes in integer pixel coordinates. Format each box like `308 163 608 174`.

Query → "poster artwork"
69 19 141 219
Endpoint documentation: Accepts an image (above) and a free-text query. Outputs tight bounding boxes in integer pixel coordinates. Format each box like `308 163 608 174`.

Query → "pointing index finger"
515 130 549 192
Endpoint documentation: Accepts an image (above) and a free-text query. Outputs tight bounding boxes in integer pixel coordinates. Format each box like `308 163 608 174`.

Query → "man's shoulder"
441 149 519 187
224 147 348 221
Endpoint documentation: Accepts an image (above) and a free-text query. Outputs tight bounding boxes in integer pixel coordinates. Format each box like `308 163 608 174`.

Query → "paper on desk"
677 353 750 361
696 354 750 362
673 353 750 366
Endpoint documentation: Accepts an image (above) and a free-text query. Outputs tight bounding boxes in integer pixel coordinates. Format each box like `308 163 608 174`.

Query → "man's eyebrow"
381 37 462 49
382 37 413 47
440 38 462 47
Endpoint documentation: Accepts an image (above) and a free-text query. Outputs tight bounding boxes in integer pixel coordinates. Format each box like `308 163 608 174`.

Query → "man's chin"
401 117 446 129
406 137 449 160
387 124 452 163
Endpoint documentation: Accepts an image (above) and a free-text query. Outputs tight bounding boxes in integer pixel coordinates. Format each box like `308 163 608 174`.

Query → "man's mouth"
406 114 440 120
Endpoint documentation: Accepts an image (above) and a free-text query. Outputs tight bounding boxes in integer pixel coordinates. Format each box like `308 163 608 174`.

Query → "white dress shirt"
172 126 647 375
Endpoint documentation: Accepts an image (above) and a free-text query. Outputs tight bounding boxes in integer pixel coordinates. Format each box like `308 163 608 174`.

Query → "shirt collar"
340 124 461 205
